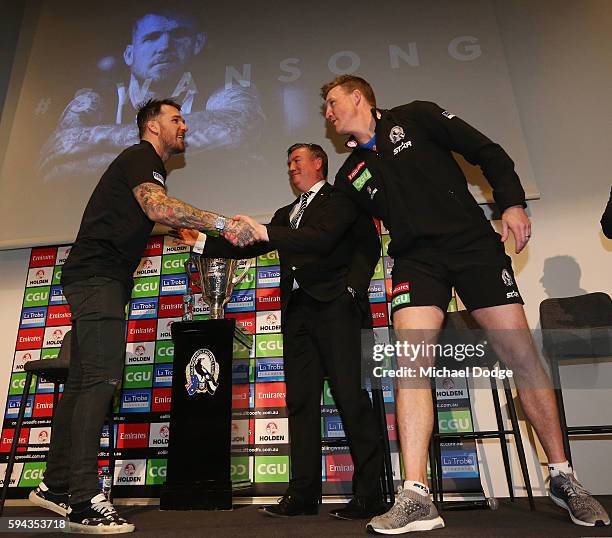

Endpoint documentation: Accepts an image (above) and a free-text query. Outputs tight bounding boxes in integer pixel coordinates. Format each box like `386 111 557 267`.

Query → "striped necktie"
290 191 313 229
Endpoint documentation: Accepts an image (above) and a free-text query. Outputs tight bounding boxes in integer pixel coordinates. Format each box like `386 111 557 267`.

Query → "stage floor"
3 496 611 537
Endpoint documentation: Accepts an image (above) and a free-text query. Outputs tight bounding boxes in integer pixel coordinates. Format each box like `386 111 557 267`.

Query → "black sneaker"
29 482 70 516
329 496 388 520
550 472 610 527
68 493 135 534
259 494 318 517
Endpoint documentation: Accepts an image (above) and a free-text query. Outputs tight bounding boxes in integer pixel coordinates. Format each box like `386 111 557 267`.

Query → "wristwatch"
214 216 226 233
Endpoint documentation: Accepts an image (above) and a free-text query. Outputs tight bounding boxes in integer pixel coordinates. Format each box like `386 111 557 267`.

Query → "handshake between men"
170 214 268 248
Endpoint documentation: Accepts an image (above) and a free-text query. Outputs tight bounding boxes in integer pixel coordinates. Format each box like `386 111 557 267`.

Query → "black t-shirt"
61 140 166 290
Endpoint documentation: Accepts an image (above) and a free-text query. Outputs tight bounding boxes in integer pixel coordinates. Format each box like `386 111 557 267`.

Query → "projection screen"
0 0 538 249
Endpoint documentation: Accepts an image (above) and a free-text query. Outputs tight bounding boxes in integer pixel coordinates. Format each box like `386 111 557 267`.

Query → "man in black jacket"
321 75 610 533
174 143 386 520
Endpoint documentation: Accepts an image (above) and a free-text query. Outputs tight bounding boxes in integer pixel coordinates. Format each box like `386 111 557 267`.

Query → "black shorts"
390 237 524 314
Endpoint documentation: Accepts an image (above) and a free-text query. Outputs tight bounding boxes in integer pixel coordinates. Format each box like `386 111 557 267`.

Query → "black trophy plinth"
160 319 252 510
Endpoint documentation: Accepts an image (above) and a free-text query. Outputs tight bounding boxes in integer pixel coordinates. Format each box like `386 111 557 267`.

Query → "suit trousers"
283 289 383 501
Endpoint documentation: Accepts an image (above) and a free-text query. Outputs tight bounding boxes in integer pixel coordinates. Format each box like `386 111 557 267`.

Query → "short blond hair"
320 75 376 108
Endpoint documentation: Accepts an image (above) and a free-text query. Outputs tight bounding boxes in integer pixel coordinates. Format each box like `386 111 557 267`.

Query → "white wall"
0 0 610 497
477 0 612 496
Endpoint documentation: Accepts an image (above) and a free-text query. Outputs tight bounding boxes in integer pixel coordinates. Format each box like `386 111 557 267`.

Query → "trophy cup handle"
232 258 253 286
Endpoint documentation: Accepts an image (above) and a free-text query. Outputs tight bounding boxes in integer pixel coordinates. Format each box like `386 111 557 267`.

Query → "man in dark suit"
174 143 386 520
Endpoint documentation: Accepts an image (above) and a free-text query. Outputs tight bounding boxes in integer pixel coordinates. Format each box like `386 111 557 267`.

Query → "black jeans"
44 276 129 504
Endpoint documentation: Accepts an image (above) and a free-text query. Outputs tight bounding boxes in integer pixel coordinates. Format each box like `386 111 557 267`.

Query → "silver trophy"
184 256 252 319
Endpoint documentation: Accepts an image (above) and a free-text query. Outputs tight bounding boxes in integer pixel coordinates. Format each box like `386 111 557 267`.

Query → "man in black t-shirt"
29 98 256 534
320 75 610 533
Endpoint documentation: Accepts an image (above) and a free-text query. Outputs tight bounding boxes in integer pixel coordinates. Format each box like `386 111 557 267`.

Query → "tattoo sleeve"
133 182 220 232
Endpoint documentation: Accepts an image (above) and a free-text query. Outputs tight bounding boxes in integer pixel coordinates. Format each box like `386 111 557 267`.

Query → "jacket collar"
345 108 383 148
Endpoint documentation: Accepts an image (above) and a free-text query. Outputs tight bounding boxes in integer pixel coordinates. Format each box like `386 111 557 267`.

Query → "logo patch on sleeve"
352 168 372 191
348 161 366 181
441 110 455 119
391 293 411 308
152 171 166 185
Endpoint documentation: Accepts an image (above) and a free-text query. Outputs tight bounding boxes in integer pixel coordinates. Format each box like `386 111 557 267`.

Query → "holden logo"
52 329 63 340
159 425 169 438
266 313 278 324
166 320 174 330
232 422 239 432
389 125 405 144
36 269 45 278
38 431 49 443
23 353 32 361
142 258 153 269
124 463 136 476
185 348 220 396
442 377 455 390
266 422 277 435
135 345 145 356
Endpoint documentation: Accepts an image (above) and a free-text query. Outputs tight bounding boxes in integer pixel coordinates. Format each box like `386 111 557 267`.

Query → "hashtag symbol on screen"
34 98 51 115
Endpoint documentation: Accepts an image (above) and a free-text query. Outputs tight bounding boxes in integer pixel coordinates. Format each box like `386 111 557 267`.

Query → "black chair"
0 329 116 515
540 292 612 466
429 310 535 511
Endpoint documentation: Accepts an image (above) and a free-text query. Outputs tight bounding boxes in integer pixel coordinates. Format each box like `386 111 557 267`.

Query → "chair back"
540 292 612 360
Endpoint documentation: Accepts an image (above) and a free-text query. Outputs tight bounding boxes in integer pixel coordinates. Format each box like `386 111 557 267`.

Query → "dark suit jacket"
203 182 381 317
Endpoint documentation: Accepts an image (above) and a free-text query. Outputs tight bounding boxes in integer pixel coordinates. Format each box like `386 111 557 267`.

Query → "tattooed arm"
132 182 256 247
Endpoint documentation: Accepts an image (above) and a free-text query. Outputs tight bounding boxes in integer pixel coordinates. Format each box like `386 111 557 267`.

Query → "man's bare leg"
470 303 566 463
393 306 446 484
470 303 610 527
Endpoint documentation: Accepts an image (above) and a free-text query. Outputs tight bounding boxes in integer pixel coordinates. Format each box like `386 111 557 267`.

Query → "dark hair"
136 99 182 138
287 143 328 179
128 2 205 41
320 74 377 108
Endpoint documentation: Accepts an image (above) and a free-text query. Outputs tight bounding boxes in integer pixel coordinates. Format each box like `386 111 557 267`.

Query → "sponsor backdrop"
1 231 481 498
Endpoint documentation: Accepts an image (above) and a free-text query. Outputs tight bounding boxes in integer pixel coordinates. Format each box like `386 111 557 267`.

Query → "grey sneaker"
366 487 444 534
550 472 610 527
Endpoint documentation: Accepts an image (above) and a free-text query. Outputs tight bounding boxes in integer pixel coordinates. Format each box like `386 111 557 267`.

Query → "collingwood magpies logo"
501 269 514 287
389 125 405 144
185 348 219 396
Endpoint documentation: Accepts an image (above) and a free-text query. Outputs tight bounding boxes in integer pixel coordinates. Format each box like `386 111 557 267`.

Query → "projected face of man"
287 147 323 193
150 104 188 155
124 13 205 84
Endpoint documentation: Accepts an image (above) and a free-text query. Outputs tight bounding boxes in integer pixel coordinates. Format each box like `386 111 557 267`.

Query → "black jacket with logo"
334 101 526 257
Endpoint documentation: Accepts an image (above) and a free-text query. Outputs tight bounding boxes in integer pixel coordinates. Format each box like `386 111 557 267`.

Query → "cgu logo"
260 251 278 261
134 282 158 293
439 418 470 431
231 464 247 477
12 378 26 389
258 340 283 352
23 468 44 480
26 291 49 302
126 371 152 382
149 466 167 478
164 259 183 269
257 463 286 476
157 346 174 357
